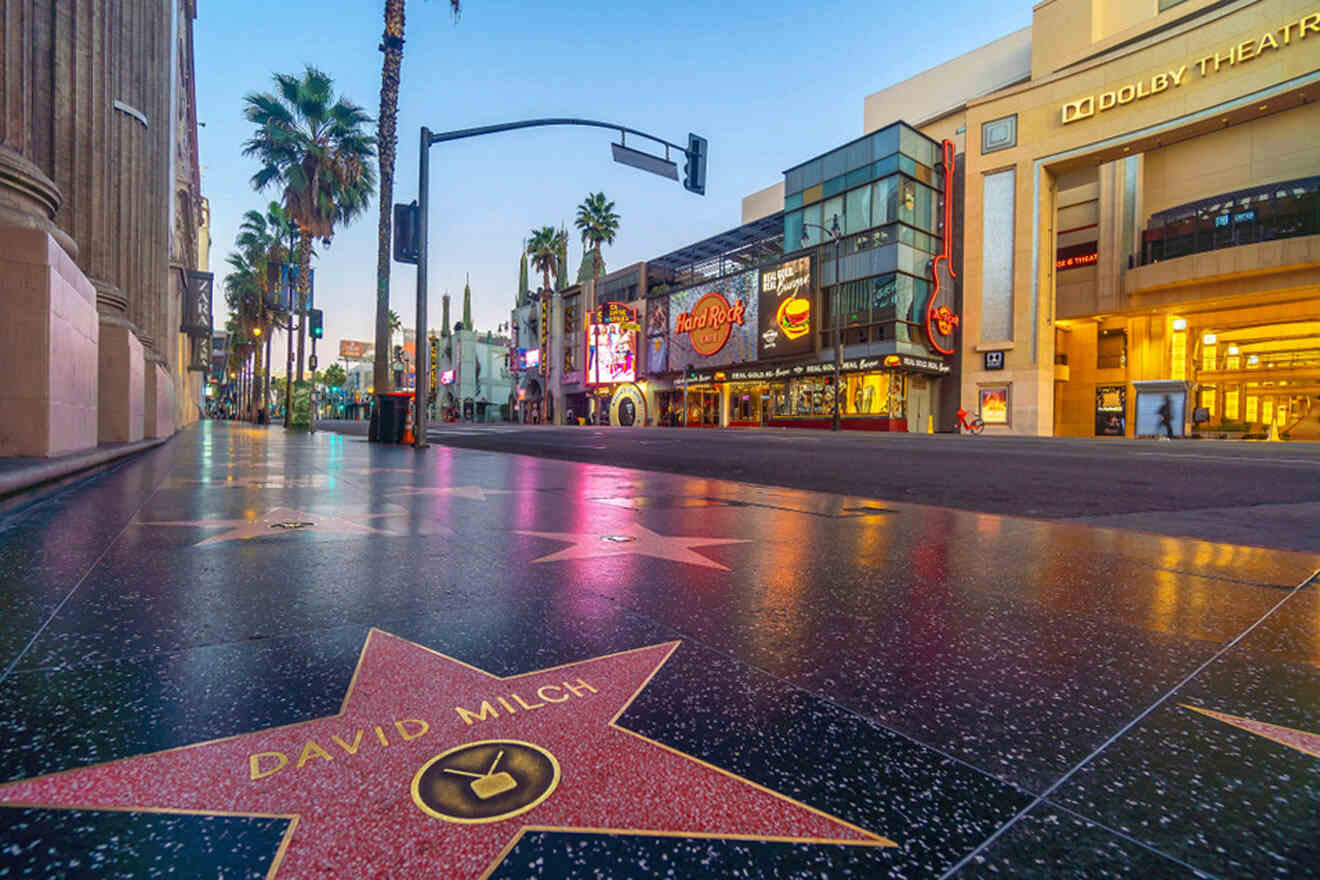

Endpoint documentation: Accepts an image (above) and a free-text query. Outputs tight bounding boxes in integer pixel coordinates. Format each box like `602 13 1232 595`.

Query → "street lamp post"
802 215 844 431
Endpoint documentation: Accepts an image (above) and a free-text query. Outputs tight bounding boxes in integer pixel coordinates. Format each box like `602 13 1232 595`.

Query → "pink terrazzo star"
0 631 892 879
514 523 751 570
1183 704 1320 759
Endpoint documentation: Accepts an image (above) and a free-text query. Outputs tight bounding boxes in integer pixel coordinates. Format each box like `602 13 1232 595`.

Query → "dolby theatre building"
741 0 1319 437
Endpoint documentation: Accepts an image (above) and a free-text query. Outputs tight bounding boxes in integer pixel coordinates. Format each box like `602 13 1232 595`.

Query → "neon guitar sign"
925 139 960 356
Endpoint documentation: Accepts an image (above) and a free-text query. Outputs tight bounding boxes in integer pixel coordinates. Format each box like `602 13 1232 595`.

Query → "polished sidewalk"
0 422 1316 878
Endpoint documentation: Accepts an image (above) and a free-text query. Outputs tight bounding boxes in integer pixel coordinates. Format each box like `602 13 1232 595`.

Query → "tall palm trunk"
263 324 273 422
251 313 265 423
374 0 406 395
296 225 313 383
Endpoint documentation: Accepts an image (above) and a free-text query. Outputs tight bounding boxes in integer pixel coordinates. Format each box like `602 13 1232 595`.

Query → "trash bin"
369 392 413 443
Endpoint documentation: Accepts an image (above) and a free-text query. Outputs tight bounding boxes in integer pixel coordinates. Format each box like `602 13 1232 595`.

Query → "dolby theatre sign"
1060 10 1318 124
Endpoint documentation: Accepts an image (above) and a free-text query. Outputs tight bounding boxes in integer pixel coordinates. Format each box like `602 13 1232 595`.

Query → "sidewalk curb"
0 436 168 506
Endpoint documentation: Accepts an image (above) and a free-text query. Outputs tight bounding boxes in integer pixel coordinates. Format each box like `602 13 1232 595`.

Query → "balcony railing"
1140 176 1318 266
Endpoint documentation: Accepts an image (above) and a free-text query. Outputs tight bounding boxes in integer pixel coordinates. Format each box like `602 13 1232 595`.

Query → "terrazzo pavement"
0 422 1315 878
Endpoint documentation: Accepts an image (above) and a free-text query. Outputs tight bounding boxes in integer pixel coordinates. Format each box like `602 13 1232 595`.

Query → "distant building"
438 328 513 422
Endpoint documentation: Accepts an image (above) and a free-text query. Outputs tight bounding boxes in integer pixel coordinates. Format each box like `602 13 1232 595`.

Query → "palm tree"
574 192 620 284
233 203 294 422
242 65 376 427
526 226 567 294
374 0 464 396
222 250 265 414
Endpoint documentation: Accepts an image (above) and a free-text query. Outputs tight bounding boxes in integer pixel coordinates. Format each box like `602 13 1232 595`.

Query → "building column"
0 0 99 457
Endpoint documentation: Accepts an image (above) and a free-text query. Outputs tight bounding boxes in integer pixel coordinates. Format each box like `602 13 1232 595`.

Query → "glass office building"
781 123 947 354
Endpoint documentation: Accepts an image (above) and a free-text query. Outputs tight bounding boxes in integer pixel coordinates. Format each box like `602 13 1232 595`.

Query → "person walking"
1157 394 1175 440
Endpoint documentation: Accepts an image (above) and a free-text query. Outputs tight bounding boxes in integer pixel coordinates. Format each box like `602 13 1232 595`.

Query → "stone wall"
0 225 99 456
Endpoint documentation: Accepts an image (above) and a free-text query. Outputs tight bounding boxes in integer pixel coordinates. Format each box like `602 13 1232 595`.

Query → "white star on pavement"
137 506 450 546
395 485 513 501
514 523 751 570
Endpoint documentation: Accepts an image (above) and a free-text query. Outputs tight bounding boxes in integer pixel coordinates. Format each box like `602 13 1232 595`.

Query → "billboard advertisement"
339 340 373 360
586 302 639 386
758 256 813 360
666 271 759 370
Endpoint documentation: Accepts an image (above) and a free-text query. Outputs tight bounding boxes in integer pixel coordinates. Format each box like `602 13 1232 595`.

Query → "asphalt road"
320 420 1320 552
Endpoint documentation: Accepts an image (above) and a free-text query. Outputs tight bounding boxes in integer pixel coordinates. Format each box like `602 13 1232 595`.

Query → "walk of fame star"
136 506 453 546
0 631 892 878
514 523 751 570
1182 704 1320 759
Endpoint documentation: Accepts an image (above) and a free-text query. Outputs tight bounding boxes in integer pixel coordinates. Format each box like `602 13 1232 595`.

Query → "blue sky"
195 0 1029 372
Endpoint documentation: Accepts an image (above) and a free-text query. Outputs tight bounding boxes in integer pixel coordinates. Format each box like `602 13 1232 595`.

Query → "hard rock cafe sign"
675 292 747 357
925 139 960 356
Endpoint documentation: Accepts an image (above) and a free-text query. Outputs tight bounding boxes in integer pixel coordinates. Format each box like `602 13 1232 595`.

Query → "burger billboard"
758 255 813 359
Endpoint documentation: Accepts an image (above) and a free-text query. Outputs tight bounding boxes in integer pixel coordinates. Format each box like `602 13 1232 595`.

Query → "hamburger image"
777 296 810 340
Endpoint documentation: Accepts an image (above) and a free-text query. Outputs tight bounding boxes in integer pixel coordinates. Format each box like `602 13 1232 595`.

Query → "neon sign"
1056 242 1098 271
759 255 812 359
676 292 746 357
586 302 638 386
925 138 960 356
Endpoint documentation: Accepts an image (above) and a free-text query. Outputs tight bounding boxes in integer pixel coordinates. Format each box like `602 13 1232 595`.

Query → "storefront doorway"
728 383 769 427
682 386 720 427
907 377 930 433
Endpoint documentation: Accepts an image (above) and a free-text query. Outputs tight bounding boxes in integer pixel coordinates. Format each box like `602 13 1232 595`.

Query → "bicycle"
955 408 984 435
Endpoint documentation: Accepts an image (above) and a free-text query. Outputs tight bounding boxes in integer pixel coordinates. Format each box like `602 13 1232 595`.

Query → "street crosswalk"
426 424 529 436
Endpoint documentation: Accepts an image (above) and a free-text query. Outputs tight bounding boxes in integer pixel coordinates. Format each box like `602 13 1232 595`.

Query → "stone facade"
0 0 205 456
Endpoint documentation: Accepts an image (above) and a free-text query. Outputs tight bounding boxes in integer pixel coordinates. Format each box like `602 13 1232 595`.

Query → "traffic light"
683 133 707 196
309 309 323 339
686 363 696 380
393 201 419 264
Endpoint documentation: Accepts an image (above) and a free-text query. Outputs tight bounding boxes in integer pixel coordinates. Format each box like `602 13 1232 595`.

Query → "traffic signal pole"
407 118 704 448
413 126 431 449
309 335 317 434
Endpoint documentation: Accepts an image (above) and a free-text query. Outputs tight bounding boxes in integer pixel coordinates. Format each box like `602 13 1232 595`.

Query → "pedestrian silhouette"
1157 394 1174 440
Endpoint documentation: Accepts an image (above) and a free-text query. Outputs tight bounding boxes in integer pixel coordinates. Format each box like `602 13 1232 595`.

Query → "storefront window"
840 373 890 415
1142 176 1319 264
871 125 899 159
898 179 936 233
873 177 898 226
899 125 937 167
822 197 843 238
845 184 870 235
784 211 803 252
802 203 823 247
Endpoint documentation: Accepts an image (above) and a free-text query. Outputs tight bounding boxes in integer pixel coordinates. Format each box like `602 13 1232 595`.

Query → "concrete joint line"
938 566 1320 879
0 448 177 686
